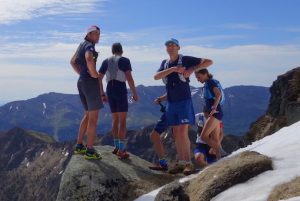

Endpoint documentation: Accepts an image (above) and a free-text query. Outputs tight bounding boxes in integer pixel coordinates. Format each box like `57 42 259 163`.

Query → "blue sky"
0 0 300 101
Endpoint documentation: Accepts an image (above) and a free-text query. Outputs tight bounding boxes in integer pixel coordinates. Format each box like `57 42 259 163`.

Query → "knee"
201 134 209 142
150 131 160 142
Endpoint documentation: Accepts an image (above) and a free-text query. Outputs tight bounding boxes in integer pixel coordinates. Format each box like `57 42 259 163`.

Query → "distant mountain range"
0 85 270 141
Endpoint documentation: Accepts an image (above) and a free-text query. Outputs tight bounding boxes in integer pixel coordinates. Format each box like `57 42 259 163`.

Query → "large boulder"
246 67 300 143
56 145 176 201
268 177 300 201
155 151 272 201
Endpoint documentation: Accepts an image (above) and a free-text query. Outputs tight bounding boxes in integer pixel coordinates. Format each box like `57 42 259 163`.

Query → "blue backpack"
204 79 225 105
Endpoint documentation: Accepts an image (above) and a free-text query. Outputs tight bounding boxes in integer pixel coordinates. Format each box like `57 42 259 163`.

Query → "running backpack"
162 54 187 85
204 79 225 105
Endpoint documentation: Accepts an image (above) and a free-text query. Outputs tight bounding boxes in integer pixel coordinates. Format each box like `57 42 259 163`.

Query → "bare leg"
150 130 165 159
111 113 119 140
174 124 190 162
86 110 99 149
118 112 127 140
200 117 221 156
77 111 89 144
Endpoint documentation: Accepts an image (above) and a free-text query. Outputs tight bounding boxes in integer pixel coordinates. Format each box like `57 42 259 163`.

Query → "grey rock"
56 145 175 201
155 151 273 201
246 67 300 143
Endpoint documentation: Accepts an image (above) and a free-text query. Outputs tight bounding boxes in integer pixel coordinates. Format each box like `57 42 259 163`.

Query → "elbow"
154 74 160 80
205 59 213 67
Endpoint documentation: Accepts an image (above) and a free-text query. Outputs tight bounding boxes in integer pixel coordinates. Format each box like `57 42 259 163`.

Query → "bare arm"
184 58 213 78
154 93 167 104
70 53 80 75
125 70 138 101
85 51 99 78
212 87 221 108
98 73 107 102
209 86 221 117
154 66 184 80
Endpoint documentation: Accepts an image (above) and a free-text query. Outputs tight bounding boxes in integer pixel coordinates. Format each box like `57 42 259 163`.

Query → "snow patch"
40 151 44 156
280 197 300 201
64 152 69 157
59 170 64 175
9 105 12 111
135 121 300 201
26 162 30 167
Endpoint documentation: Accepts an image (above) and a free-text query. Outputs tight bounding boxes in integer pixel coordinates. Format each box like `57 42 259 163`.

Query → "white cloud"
0 40 299 101
0 0 103 24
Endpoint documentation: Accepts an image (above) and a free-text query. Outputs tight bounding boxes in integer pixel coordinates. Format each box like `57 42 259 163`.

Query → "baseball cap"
85 25 100 38
165 38 180 46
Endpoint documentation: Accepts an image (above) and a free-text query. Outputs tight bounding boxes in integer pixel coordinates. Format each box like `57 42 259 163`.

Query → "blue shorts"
166 99 195 126
194 143 217 164
154 113 168 134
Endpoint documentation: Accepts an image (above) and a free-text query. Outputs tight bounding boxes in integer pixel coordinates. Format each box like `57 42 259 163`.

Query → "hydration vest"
106 55 127 83
162 54 187 85
204 79 225 105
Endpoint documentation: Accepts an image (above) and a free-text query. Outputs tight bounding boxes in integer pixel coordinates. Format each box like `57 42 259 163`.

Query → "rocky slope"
0 128 72 201
245 67 300 143
56 146 177 201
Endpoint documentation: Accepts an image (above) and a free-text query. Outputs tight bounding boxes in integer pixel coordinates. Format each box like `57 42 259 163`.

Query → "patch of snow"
135 121 300 201
16 106 19 110
40 151 44 156
279 196 300 201
26 162 30 167
280 197 300 201
64 152 69 157
212 121 300 201
42 103 47 115
9 105 12 111
59 170 64 175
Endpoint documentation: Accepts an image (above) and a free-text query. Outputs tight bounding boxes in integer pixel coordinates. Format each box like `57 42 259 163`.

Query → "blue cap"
165 38 180 46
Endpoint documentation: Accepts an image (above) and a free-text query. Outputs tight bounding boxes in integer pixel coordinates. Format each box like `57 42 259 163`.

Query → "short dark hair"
112 42 123 54
195 68 213 79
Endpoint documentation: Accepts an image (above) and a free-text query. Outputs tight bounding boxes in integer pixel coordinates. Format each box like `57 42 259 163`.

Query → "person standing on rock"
195 69 224 159
148 93 169 171
98 42 138 159
154 38 213 175
70 25 103 160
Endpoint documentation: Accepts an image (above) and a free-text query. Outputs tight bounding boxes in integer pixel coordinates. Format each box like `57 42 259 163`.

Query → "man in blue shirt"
70 25 103 160
154 38 213 175
99 42 138 159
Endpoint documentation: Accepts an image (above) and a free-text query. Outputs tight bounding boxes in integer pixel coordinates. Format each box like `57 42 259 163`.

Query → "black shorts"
154 113 168 134
106 81 128 113
77 77 103 111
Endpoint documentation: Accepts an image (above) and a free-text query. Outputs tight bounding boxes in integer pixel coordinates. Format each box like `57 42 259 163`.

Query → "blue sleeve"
119 57 132 72
85 44 95 53
99 59 108 74
157 60 167 72
183 56 202 69
207 79 218 92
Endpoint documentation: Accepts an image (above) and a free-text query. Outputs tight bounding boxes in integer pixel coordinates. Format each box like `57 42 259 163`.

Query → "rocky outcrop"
245 67 300 143
0 127 72 201
268 177 300 201
155 151 273 201
56 146 177 201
